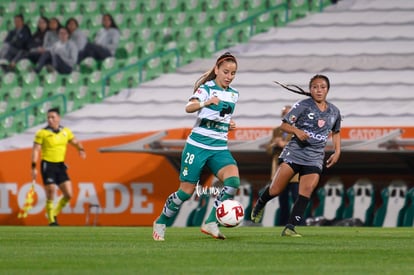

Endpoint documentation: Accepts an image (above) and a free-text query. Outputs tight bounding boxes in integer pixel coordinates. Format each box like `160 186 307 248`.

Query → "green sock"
205 176 240 223
157 189 192 224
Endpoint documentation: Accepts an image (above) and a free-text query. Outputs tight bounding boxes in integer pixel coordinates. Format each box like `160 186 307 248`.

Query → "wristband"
199 102 205 108
79 148 85 152
31 162 36 169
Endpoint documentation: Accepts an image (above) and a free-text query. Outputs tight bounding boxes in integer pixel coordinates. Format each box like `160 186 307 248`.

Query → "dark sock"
287 195 310 226
256 185 275 208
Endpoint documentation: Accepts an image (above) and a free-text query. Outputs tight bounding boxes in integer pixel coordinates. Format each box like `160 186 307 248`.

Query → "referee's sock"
46 200 55 223
54 197 70 217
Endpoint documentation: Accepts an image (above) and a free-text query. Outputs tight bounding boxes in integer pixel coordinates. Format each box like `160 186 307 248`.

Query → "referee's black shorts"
41 160 70 185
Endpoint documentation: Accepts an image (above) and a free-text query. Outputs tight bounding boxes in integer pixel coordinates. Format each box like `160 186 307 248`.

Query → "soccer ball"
216 199 244 227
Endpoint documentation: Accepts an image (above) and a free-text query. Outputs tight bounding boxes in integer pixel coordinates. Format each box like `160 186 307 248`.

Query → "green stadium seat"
106 71 126 96
21 71 40 88
79 57 99 74
402 188 414 227
171 192 202 227
79 1 99 15
163 0 186 12
5 86 23 113
143 57 162 81
42 72 64 90
314 177 345 221
343 178 376 226
290 0 310 20
38 1 58 17
15 58 33 73
22 86 44 102
100 57 118 75
1 72 20 91
1 108 27 134
234 183 253 223
122 69 140 89
373 180 408 227
58 2 79 17
85 71 103 103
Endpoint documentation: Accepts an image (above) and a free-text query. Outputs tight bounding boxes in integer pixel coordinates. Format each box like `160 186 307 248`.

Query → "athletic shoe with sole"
201 222 226 239
250 202 265 223
281 226 302 237
153 221 166 241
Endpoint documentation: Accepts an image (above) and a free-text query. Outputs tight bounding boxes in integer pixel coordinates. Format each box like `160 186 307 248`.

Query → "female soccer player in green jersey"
153 52 240 241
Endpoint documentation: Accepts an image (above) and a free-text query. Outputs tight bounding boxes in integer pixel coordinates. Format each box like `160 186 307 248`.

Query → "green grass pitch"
0 226 413 274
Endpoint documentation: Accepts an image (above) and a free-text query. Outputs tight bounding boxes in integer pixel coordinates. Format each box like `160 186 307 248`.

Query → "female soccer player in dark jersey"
251 74 342 237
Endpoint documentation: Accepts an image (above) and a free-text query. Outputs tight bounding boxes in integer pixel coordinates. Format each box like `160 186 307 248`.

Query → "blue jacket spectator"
0 14 32 63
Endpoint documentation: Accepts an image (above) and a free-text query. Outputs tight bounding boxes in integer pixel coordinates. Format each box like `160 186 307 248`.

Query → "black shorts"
278 158 322 176
41 160 70 185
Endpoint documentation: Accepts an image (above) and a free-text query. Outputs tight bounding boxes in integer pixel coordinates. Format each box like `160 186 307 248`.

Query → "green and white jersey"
187 80 239 150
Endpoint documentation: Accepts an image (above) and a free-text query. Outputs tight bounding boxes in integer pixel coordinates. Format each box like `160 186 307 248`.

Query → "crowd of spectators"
0 13 120 74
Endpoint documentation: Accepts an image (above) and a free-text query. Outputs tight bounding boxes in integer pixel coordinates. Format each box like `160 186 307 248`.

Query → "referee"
31 107 86 226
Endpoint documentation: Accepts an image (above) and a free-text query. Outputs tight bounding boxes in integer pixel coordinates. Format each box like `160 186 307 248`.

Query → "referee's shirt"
34 126 75 162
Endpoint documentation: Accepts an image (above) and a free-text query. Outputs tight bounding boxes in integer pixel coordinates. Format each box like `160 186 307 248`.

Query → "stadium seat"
79 57 99 74
233 181 253 221
343 178 376 225
290 0 310 20
145 56 168 81
314 177 345 221
402 188 414 227
15 58 33 73
5 86 23 113
57 1 79 17
373 180 408 227
100 57 119 75
1 72 19 91
83 71 104 103
261 191 281 226
21 71 40 88
171 192 201 227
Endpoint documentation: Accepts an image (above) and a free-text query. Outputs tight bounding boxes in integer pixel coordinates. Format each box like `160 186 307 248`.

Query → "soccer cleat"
201 222 226 240
152 221 166 241
48 216 59 226
281 226 302 237
250 202 265 223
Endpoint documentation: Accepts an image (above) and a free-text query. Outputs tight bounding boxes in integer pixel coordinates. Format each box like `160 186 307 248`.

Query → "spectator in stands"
266 105 299 226
8 16 49 69
34 27 78 74
78 13 120 63
153 52 240 241
251 74 342 237
65 17 87 63
42 17 62 52
0 14 32 69
31 107 86 226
